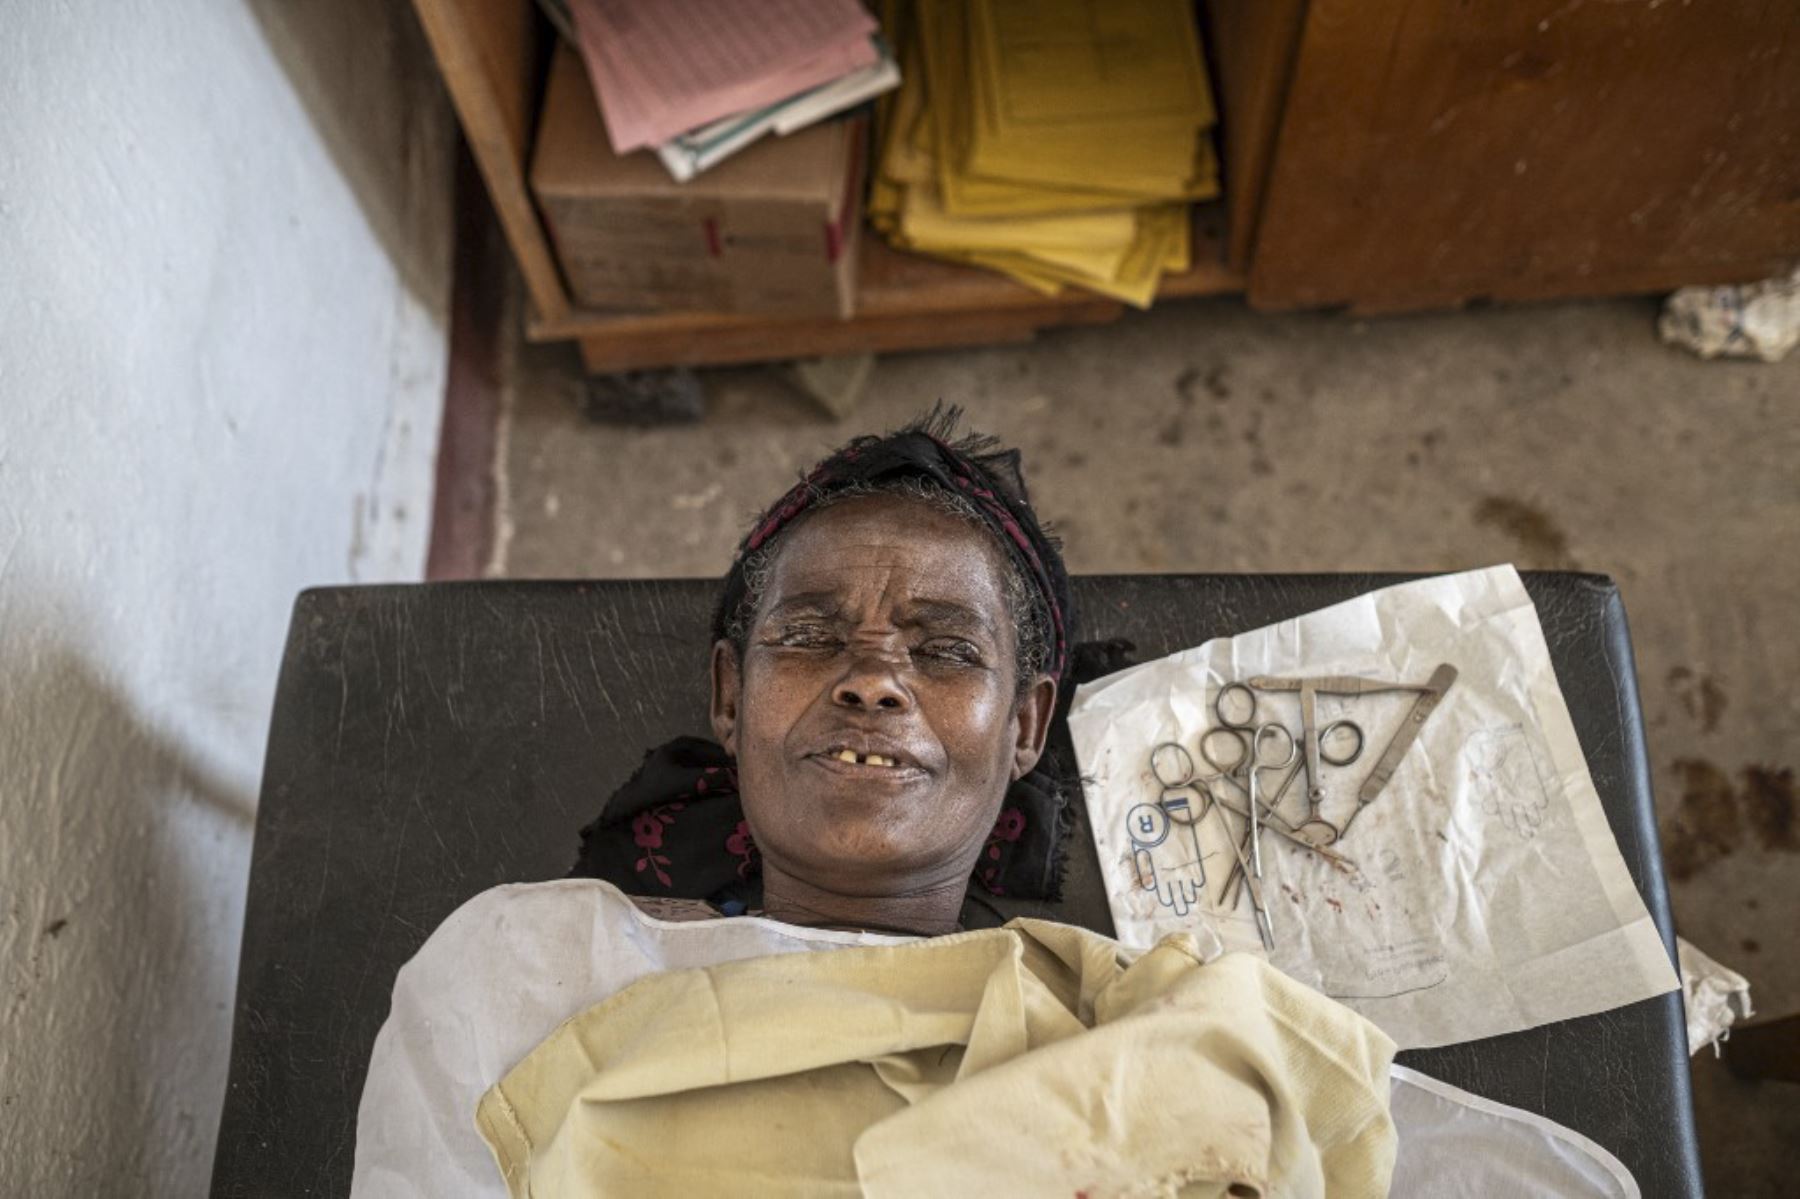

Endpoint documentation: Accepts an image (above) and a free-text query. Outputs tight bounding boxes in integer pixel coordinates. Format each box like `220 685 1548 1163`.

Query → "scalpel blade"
1357 663 1458 803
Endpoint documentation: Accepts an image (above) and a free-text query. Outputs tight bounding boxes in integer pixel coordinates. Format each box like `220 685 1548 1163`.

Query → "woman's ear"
710 640 743 757
1010 675 1058 779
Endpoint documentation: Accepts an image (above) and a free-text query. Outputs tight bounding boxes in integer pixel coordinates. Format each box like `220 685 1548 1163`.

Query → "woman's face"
711 494 1056 897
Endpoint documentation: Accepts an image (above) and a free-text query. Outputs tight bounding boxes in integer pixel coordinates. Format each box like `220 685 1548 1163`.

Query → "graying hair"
724 477 1051 688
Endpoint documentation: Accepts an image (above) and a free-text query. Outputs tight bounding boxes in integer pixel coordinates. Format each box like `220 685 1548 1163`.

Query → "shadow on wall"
241 0 457 317
0 642 254 1193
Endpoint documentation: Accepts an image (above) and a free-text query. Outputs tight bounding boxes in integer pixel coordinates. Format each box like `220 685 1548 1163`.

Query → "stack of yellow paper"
869 0 1219 307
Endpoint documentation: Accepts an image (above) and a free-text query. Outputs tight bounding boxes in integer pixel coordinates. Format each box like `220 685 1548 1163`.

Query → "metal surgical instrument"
1209 682 1298 879
1336 663 1459 838
1145 742 1210 888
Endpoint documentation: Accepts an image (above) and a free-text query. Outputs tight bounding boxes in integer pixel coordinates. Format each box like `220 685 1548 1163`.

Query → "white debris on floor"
1660 267 1800 363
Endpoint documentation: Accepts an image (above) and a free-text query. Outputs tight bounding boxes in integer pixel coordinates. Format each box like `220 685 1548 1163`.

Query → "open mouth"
820 747 905 768
806 744 927 779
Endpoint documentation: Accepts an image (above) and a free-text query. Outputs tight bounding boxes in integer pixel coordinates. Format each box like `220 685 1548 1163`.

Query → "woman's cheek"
936 683 1012 776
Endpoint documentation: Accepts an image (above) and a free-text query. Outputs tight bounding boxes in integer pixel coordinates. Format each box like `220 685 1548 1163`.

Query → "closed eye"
767 624 842 650
917 638 983 665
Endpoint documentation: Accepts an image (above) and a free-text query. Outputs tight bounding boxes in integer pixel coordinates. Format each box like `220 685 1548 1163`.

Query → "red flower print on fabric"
977 806 1028 895
631 813 664 850
633 802 685 888
725 819 757 879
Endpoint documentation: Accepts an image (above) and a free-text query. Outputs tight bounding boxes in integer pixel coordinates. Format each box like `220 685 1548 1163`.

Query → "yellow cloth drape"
476 921 1397 1198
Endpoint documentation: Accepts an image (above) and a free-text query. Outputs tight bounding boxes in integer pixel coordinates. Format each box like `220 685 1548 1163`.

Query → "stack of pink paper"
571 0 879 156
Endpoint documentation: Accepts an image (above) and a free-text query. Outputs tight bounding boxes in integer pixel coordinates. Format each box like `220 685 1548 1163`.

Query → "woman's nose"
832 654 912 712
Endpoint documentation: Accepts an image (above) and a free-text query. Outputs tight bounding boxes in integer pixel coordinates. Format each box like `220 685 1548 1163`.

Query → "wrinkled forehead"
757 494 1012 628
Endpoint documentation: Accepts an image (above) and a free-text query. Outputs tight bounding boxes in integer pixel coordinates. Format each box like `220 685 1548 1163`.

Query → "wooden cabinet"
410 0 1242 373
411 0 1799 370
1248 0 1800 313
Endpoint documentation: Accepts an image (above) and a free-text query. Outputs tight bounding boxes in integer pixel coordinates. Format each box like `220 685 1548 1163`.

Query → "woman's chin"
775 823 969 894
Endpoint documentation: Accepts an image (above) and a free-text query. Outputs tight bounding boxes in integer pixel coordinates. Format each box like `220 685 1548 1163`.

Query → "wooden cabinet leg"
1722 1013 1800 1083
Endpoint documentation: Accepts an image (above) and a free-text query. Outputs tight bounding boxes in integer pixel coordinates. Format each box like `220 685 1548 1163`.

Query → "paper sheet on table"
1067 565 1680 1049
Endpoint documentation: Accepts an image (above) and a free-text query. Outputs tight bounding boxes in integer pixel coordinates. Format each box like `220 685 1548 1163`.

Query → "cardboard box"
531 45 864 318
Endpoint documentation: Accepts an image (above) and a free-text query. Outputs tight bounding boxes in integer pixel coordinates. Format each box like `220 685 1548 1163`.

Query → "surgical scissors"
1219 805 1275 949
1174 722 1279 948
1223 677 1368 845
1143 730 1354 949
1196 686 1277 799
1156 734 1296 833
1210 678 1357 909
1246 725 1297 878
1207 682 1299 880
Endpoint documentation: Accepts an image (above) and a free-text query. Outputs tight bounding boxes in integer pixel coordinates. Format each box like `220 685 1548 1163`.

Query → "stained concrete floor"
493 295 1798 1195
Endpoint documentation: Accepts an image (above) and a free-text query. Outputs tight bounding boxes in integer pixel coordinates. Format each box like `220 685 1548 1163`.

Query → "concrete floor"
494 295 1798 1195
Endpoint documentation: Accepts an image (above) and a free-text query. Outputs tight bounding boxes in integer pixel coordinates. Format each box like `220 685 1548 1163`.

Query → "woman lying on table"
352 413 1638 1198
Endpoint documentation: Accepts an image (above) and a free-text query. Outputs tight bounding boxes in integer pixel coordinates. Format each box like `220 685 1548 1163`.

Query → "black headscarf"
572 408 1083 910
711 409 1073 681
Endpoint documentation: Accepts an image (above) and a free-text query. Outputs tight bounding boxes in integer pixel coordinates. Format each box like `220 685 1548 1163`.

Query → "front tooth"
837 749 859 763
868 754 892 767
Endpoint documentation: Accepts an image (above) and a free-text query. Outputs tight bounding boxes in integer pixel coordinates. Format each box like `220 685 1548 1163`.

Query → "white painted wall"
0 2 452 1192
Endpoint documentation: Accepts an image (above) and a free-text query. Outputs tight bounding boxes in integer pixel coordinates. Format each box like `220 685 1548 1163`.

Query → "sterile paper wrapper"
1068 565 1680 1049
